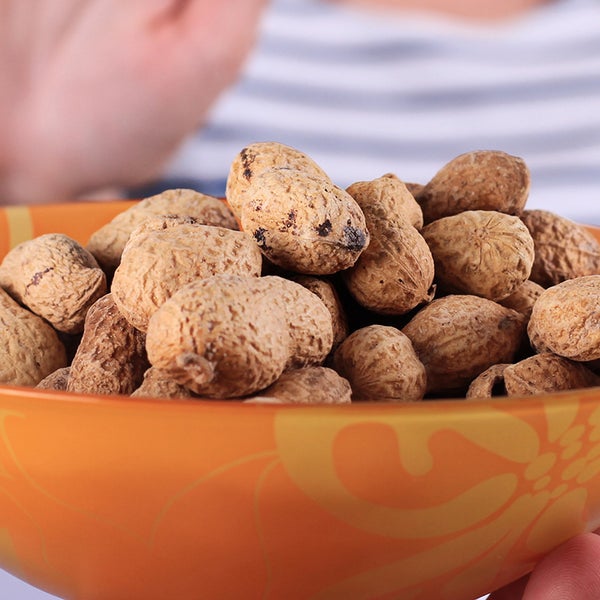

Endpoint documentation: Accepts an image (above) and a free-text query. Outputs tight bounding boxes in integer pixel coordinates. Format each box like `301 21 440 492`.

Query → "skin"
489 530 600 600
0 0 268 203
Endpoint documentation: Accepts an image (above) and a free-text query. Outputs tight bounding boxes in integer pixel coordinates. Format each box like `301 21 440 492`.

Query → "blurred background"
150 0 600 225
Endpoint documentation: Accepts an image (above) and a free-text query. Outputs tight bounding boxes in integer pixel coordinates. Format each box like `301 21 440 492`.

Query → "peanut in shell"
346 173 423 230
111 216 262 332
131 367 196 400
241 275 334 371
467 353 600 398
35 367 71 391
87 189 238 271
0 233 107 334
247 366 352 404
67 294 149 396
239 168 369 275
520 209 600 287
226 141 331 217
291 275 349 352
402 294 527 395
145 274 333 398
332 324 426 402
497 279 545 320
0 287 67 386
465 364 510 399
528 275 600 362
416 150 530 224
504 353 600 396
344 179 435 314
421 210 535 301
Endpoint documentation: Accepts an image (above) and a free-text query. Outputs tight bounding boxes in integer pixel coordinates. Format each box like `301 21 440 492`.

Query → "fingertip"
524 532 600 599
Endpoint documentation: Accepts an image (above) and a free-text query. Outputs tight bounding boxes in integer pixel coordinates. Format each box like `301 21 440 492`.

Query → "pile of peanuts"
1 141 600 404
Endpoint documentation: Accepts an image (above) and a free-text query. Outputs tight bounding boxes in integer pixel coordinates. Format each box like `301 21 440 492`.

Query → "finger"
145 0 267 34
146 0 191 23
523 532 600 600
143 0 269 125
173 0 268 59
167 0 268 29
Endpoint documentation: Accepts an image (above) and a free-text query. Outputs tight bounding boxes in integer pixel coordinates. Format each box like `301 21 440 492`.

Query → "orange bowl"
1 201 600 600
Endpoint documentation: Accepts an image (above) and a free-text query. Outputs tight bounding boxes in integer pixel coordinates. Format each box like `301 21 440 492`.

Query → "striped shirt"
155 0 600 225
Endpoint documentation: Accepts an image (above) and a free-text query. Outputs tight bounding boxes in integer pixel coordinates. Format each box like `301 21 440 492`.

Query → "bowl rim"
3 382 600 420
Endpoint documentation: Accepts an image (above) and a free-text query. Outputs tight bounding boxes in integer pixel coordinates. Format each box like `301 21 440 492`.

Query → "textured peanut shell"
291 275 349 351
131 367 196 399
254 276 334 370
146 275 291 398
422 210 535 301
111 218 262 331
465 364 510 399
332 324 426 402
35 367 71 391
0 288 67 386
466 354 600 399
343 186 435 314
240 169 369 275
86 189 238 271
504 353 600 396
67 294 149 396
520 209 600 287
416 150 530 224
0 233 107 334
404 182 425 197
247 367 352 404
226 141 331 217
346 173 424 229
402 295 526 395
498 280 545 319
146 275 333 398
528 275 600 361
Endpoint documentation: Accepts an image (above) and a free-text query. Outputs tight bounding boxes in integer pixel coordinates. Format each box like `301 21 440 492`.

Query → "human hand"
487 530 600 599
0 0 267 204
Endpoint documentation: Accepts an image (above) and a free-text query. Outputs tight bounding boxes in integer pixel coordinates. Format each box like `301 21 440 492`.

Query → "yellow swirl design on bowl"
4 207 33 250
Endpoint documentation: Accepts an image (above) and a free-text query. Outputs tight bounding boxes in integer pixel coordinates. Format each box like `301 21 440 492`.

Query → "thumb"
522 532 600 600
488 531 600 600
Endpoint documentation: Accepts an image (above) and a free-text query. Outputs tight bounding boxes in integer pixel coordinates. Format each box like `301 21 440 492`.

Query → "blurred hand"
488 530 600 599
0 0 267 204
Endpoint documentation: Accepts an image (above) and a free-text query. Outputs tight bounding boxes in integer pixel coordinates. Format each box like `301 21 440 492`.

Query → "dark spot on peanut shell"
254 227 268 249
317 219 332 237
27 267 54 288
240 147 255 181
499 316 515 330
279 210 297 232
342 225 367 252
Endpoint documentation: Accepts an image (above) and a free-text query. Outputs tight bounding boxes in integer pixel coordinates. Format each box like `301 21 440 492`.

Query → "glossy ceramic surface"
1 202 600 600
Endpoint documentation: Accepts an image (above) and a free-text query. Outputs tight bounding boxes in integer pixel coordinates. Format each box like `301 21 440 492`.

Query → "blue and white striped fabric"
159 0 600 225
